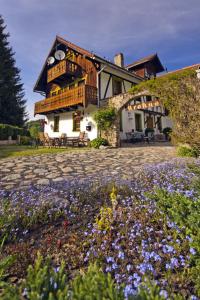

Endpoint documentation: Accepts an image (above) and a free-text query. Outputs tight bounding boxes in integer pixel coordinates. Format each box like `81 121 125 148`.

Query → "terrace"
34 84 97 115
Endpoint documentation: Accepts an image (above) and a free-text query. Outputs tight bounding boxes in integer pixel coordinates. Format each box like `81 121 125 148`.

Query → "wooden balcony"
47 60 79 83
34 85 97 115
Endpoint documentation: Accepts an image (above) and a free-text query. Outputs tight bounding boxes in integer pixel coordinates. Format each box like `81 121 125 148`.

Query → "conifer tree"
0 15 27 127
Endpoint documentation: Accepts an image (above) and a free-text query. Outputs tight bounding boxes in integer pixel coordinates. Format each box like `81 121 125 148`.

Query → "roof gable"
126 53 165 73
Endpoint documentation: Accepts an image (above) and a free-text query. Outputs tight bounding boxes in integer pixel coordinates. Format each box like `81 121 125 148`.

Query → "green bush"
94 108 116 130
177 145 199 158
150 189 200 296
162 127 172 136
0 124 26 140
90 137 109 148
71 263 124 300
20 136 32 145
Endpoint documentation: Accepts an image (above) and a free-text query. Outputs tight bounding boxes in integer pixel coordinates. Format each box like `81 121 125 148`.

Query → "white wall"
44 104 98 140
100 70 138 100
100 72 113 99
120 109 145 140
123 81 132 93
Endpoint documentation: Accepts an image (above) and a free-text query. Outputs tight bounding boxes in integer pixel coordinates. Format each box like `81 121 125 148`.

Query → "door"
146 116 154 129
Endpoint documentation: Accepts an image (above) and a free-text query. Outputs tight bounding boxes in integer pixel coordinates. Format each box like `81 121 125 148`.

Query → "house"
34 36 171 143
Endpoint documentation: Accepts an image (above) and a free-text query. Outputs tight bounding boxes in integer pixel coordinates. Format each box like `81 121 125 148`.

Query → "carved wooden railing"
34 85 97 115
47 60 79 83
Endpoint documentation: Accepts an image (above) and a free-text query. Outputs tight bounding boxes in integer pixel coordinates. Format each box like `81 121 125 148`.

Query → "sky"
1 0 200 119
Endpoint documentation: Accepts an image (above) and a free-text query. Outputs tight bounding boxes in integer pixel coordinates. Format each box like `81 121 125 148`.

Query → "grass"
0 145 88 159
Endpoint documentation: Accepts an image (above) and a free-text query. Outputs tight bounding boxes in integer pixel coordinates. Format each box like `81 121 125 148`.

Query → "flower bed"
0 158 200 299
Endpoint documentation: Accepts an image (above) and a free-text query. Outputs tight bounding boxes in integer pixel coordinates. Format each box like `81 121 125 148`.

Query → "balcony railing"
34 85 97 115
47 60 79 83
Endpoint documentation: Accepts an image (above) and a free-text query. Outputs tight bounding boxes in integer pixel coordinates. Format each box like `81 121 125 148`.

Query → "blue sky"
1 0 200 119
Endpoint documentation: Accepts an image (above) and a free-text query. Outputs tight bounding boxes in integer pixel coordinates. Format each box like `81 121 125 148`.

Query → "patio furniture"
125 132 133 143
67 132 89 147
60 133 67 147
44 133 54 147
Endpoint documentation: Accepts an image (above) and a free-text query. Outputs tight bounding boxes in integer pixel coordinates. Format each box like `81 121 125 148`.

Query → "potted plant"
162 127 172 141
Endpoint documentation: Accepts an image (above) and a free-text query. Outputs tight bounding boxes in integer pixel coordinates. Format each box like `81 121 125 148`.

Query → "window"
135 113 142 132
54 116 59 132
113 78 122 96
146 95 152 102
73 111 81 131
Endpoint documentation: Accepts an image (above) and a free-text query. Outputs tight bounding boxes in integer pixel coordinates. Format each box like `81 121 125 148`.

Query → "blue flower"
118 251 125 260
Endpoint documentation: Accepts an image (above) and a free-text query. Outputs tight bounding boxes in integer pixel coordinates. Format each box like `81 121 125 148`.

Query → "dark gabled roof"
126 53 165 73
34 36 94 93
34 36 143 93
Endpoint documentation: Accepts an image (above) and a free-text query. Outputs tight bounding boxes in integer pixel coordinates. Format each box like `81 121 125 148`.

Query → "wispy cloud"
1 0 200 118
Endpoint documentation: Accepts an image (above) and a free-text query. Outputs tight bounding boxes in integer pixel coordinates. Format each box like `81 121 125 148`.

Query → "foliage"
95 206 113 231
162 127 172 136
23 253 68 300
150 189 200 296
94 107 116 130
177 145 199 158
0 123 26 140
90 137 109 148
1 158 200 298
27 120 44 139
20 135 32 145
0 15 27 126
0 235 15 281
130 69 200 148
71 262 124 300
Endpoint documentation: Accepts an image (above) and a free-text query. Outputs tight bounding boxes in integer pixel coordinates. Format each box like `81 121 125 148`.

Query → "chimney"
114 53 124 68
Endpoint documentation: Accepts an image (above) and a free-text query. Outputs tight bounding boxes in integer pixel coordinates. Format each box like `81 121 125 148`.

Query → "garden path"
0 144 176 190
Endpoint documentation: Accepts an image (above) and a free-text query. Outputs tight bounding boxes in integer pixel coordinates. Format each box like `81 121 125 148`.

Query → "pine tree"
0 15 27 127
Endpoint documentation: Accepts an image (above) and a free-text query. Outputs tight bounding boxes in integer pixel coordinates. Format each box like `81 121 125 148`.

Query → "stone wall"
100 90 151 147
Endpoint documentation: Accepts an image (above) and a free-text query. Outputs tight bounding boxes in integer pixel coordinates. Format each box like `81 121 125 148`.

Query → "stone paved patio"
0 145 176 190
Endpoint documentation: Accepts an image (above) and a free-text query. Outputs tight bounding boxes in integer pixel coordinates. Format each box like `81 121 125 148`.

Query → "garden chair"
72 132 88 147
60 133 67 147
44 133 54 147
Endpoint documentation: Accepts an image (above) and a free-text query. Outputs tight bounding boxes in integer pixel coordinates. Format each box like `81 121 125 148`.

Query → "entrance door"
146 116 154 128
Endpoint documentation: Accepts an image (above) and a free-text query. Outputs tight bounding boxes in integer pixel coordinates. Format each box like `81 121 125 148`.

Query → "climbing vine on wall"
130 69 200 148
94 107 116 131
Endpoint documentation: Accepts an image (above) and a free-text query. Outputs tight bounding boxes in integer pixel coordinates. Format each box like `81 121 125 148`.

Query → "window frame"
53 115 60 132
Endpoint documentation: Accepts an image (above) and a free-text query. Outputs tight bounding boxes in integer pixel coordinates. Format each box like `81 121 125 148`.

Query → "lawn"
0 145 87 159
0 158 200 299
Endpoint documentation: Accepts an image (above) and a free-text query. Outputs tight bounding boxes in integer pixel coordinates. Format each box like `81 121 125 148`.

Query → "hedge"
0 124 28 140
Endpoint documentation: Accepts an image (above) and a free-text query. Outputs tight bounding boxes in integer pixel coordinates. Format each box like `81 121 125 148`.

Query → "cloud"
1 0 200 118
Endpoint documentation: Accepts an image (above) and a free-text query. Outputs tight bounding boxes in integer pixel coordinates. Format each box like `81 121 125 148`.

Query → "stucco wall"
44 104 98 141
100 72 113 99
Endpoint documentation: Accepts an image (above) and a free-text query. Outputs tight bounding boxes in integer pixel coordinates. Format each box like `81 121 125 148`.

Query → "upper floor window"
54 116 60 132
113 78 122 96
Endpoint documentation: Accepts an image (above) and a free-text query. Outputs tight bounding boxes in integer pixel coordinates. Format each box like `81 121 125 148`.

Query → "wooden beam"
122 80 126 93
103 74 112 99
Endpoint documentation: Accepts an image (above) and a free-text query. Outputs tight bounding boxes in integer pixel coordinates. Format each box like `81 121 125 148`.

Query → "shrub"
71 263 124 300
90 137 109 148
0 124 26 140
20 136 32 145
94 108 116 131
177 145 199 158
